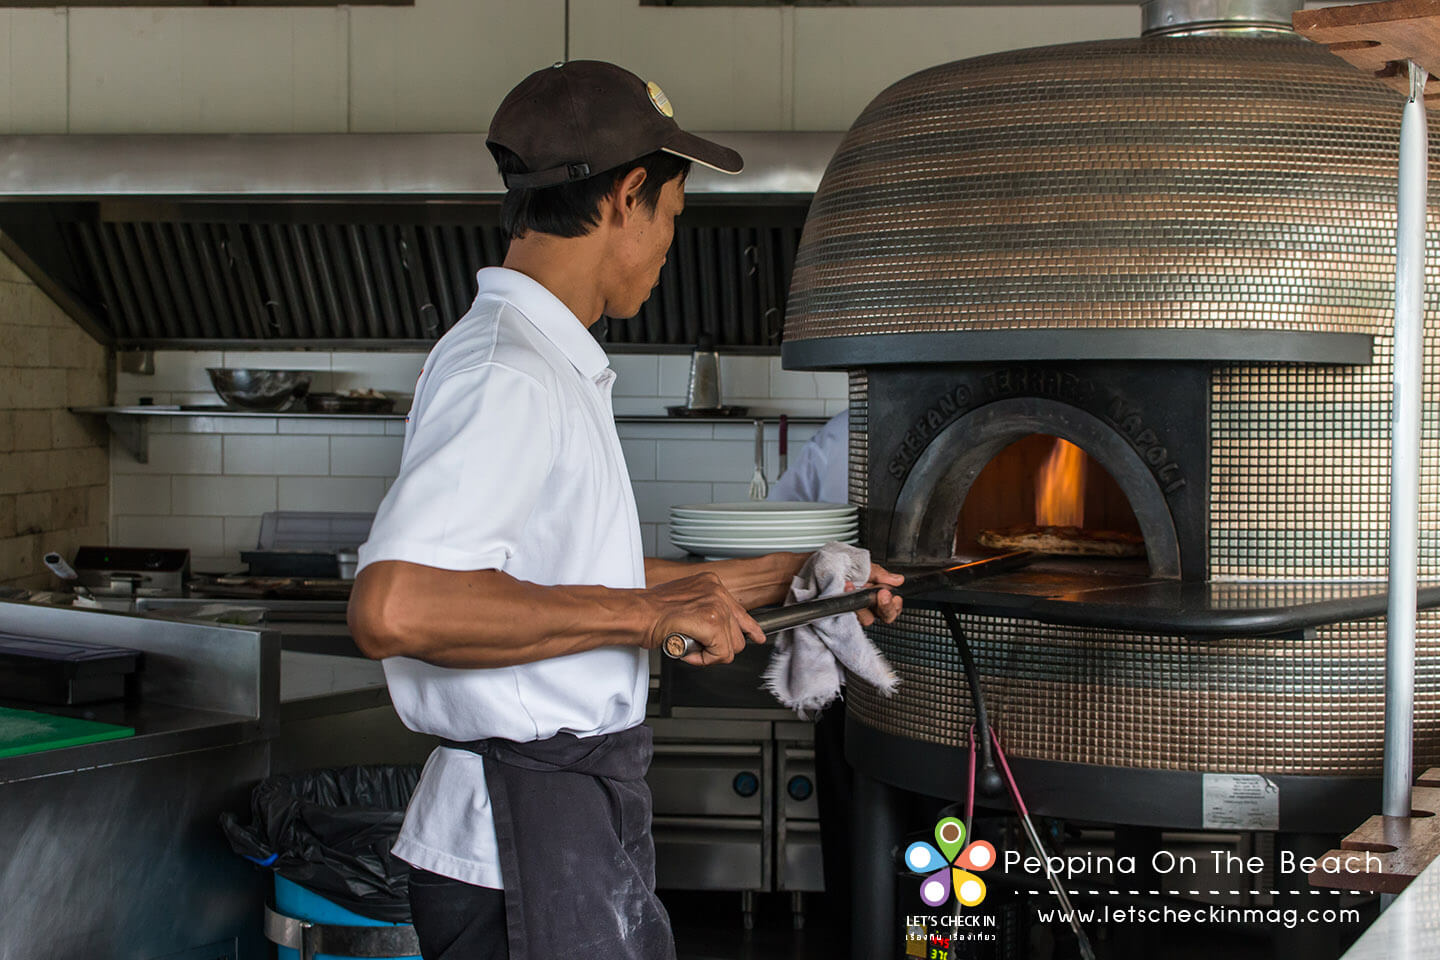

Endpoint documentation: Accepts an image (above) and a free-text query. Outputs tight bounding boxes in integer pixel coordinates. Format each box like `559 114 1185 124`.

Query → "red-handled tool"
777 415 788 480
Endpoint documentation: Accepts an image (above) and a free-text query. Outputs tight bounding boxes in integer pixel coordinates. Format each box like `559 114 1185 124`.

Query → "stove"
71 546 190 597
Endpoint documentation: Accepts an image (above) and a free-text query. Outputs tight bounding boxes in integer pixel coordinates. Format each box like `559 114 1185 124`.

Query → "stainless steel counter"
0 601 458 960
137 596 362 658
0 600 278 960
0 596 817 953
271 649 437 774
0 600 277 783
279 650 388 717
0 698 260 783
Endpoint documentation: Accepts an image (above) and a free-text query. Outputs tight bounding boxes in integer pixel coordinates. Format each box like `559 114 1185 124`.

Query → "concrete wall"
0 1 1137 135
0 250 110 588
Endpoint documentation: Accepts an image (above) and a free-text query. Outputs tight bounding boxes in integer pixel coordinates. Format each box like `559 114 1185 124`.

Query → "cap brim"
662 131 744 175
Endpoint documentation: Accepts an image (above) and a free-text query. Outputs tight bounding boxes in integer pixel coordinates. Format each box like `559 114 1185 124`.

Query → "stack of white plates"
669 502 859 558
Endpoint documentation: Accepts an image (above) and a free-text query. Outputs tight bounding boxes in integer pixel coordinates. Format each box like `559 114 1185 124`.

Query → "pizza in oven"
976 524 1145 558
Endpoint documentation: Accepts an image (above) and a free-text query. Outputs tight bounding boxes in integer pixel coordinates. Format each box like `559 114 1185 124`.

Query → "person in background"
767 409 849 505
767 408 855 947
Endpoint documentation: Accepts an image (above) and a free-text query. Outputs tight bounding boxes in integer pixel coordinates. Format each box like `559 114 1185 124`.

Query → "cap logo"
646 81 674 119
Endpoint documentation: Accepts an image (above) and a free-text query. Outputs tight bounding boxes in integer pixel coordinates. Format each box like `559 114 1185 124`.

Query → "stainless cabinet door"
648 742 766 818
778 744 819 820
653 816 767 891
779 818 824 892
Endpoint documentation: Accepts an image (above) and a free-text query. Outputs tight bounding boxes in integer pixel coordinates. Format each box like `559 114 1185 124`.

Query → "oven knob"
732 772 759 798
787 776 814 802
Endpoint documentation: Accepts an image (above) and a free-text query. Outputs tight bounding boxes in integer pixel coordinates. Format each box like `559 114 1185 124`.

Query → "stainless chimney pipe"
1141 0 1301 36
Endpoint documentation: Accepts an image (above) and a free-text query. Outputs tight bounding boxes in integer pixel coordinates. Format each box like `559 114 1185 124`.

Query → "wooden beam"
1309 781 1440 894
1294 0 1440 102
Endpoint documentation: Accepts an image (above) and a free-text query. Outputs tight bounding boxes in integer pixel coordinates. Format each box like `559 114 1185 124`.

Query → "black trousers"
407 868 509 960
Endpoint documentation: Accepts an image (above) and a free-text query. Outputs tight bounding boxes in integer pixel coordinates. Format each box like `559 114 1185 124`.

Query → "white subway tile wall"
112 351 843 568
329 436 405 477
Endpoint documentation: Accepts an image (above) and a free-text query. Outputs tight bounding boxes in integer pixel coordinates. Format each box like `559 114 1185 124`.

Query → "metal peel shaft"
661 551 1033 659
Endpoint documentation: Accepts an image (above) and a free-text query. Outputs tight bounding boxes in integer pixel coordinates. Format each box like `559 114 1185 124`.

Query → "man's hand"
644 571 766 667
849 562 905 627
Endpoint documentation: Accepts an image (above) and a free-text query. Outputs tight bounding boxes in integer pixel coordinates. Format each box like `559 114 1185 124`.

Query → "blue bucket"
273 876 421 960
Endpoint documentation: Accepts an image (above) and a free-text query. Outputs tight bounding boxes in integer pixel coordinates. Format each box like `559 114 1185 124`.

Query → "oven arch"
887 397 1182 577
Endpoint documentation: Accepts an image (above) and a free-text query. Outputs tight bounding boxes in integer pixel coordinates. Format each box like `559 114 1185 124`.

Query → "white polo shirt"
357 266 648 889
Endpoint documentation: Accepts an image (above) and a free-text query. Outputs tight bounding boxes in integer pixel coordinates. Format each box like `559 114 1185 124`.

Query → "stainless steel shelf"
72 406 831 462
75 405 406 420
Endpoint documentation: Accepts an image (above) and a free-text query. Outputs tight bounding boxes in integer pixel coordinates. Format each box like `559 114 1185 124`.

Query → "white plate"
669 526 854 539
670 523 858 541
670 513 859 526
671 501 856 516
669 537 859 558
669 515 859 530
670 502 856 520
670 534 859 549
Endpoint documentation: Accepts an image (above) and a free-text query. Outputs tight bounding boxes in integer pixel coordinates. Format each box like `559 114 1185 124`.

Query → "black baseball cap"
486 60 744 190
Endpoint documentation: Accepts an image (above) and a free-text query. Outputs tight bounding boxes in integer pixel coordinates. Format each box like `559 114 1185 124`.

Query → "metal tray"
240 550 339 579
0 634 143 705
304 393 396 414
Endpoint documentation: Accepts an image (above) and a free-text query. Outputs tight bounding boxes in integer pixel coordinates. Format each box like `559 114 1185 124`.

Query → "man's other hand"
848 562 905 628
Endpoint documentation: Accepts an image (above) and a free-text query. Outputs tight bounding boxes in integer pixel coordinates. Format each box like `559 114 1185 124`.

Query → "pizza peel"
662 549 1035 659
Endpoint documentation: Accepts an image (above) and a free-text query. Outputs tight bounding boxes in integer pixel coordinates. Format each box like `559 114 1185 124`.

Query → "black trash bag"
221 764 423 923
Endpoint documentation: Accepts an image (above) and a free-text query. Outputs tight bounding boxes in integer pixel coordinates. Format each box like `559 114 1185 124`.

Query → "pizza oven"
873 363 1204 579
781 1 1440 945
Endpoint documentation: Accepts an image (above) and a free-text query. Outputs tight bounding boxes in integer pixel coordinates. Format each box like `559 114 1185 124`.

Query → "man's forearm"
349 561 653 669
645 552 808 609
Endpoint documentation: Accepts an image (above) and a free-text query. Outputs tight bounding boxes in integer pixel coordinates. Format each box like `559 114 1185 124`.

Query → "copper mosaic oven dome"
780 5 1440 828
784 32 1437 352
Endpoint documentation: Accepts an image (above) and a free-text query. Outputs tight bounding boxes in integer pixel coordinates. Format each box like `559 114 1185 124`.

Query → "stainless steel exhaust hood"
0 131 840 351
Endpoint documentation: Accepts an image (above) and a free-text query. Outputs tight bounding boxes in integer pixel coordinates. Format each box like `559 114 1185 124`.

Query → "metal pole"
1384 60 1429 824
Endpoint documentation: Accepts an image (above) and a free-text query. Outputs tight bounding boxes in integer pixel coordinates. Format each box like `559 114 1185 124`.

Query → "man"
347 61 903 960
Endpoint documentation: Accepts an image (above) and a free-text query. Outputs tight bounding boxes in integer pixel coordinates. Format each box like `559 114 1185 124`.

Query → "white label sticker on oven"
1202 774 1279 830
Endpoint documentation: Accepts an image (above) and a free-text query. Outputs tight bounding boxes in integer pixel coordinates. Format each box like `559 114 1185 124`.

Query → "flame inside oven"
1035 438 1086 528
953 434 1145 560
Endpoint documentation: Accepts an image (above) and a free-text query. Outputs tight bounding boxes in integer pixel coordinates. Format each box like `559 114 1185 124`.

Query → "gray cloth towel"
762 541 900 718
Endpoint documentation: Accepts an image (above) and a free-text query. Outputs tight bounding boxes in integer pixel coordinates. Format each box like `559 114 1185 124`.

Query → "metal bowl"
206 368 314 412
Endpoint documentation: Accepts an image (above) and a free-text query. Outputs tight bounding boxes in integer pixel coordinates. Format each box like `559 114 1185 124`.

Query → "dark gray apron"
441 724 675 960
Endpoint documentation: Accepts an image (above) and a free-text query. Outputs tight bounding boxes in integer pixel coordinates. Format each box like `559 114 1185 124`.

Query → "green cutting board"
0 705 135 759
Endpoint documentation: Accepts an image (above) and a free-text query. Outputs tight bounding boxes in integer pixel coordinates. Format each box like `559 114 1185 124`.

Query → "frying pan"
662 549 1035 659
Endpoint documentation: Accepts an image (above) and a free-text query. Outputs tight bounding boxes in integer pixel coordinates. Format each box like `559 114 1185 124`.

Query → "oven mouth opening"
954 433 1151 578
887 397 1183 579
